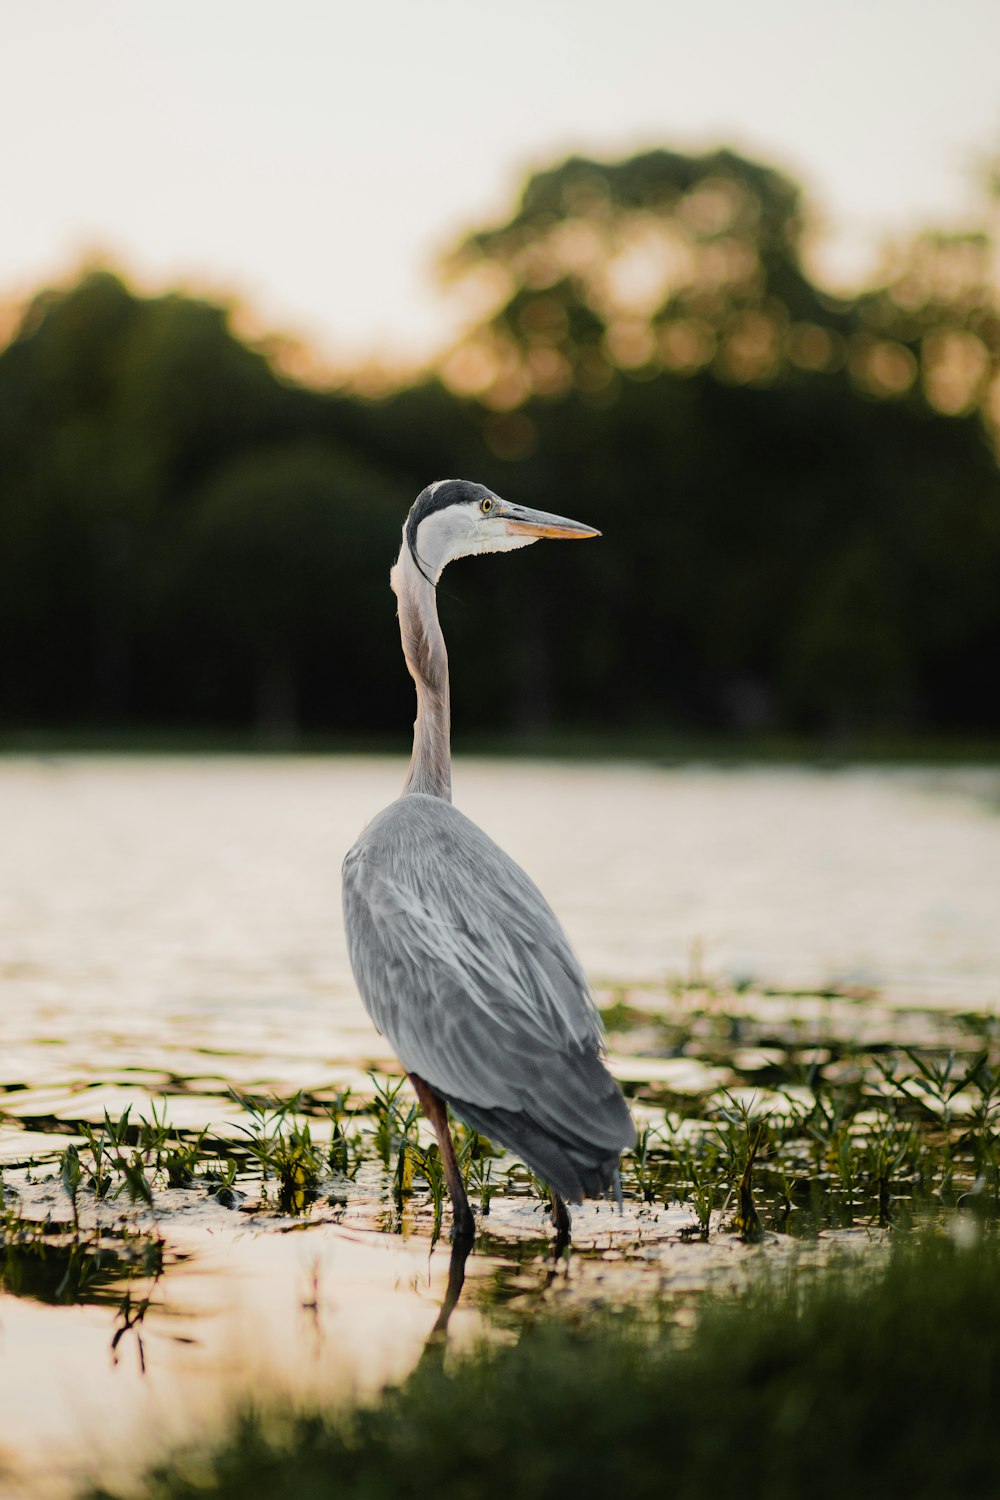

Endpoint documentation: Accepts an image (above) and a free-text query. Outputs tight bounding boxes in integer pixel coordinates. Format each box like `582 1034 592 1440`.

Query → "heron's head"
394 479 599 590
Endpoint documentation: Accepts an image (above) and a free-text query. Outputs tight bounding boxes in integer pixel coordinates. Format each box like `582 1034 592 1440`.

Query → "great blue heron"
342 479 636 1247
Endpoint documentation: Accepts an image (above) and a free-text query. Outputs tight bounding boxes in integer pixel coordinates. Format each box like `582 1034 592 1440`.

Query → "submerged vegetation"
84 1232 1000 1500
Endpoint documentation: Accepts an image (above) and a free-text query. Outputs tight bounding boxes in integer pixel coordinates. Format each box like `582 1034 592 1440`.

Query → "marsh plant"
35 1043 1000 1239
2 976 998 1263
231 1091 325 1213
5 980 999 1440
596 985 1000 1238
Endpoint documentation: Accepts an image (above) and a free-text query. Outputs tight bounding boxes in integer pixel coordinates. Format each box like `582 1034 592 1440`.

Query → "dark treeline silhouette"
1 145 998 744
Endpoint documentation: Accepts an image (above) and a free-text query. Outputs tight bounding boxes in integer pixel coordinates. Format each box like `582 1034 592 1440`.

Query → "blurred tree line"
1 144 999 745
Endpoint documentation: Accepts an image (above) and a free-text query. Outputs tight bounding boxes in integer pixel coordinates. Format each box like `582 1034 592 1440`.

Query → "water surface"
1 756 998 1496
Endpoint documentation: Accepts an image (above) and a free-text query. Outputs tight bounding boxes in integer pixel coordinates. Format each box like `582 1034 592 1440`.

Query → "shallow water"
1 755 999 1496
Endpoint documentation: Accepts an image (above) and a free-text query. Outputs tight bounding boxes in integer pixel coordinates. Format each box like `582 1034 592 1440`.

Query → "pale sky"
3 0 998 370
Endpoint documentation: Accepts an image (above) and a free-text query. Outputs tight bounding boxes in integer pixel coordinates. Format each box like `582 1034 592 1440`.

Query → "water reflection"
0 1222 168 1309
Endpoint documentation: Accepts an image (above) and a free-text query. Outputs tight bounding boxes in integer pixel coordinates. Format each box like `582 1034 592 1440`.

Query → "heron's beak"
496 502 601 540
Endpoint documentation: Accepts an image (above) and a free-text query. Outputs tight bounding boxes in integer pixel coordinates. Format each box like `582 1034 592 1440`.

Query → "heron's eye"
480 498 494 514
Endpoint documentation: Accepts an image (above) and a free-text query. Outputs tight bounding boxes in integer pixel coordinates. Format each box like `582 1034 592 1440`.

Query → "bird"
342 479 636 1247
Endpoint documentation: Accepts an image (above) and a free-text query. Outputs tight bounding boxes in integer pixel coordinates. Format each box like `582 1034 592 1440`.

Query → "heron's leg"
409 1073 475 1247
550 1191 571 1255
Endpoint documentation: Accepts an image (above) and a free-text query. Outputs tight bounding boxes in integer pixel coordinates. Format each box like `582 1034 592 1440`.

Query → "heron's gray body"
341 479 636 1212
343 793 634 1201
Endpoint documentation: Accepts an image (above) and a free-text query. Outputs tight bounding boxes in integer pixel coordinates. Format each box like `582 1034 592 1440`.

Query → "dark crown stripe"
405 479 494 579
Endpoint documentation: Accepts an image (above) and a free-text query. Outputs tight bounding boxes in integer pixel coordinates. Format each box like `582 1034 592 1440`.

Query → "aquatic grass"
230 1091 324 1213
41 1056 1000 1239
61 1143 83 1229
466 1152 496 1216
73 1109 155 1206
607 1028 1000 1236
410 1142 445 1241
733 1125 766 1241
60 1100 222 1198
368 1074 420 1170
709 1091 766 1233
76 1118 116 1200
627 1123 662 1204
137 1098 173 1163
83 1231 1000 1500
676 1142 716 1239
325 1089 359 1178
899 1046 988 1126
6 1014 998 1246
162 1128 213 1189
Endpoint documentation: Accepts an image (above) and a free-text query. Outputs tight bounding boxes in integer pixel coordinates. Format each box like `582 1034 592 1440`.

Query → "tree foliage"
1 143 999 742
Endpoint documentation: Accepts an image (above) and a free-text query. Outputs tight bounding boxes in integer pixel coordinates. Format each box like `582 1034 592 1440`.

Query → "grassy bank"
86 1232 999 1500
2 724 1000 764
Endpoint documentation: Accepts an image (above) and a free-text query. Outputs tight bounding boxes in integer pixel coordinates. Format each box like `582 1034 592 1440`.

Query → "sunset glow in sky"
4 0 998 370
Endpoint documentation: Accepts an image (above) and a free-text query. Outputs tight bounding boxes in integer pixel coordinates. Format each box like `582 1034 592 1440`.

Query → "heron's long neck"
394 548 452 801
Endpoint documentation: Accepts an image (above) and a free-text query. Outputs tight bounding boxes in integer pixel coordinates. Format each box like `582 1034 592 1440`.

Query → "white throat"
399 503 539 587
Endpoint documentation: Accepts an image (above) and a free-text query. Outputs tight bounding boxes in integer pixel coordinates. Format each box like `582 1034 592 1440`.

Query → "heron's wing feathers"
342 796 624 1151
